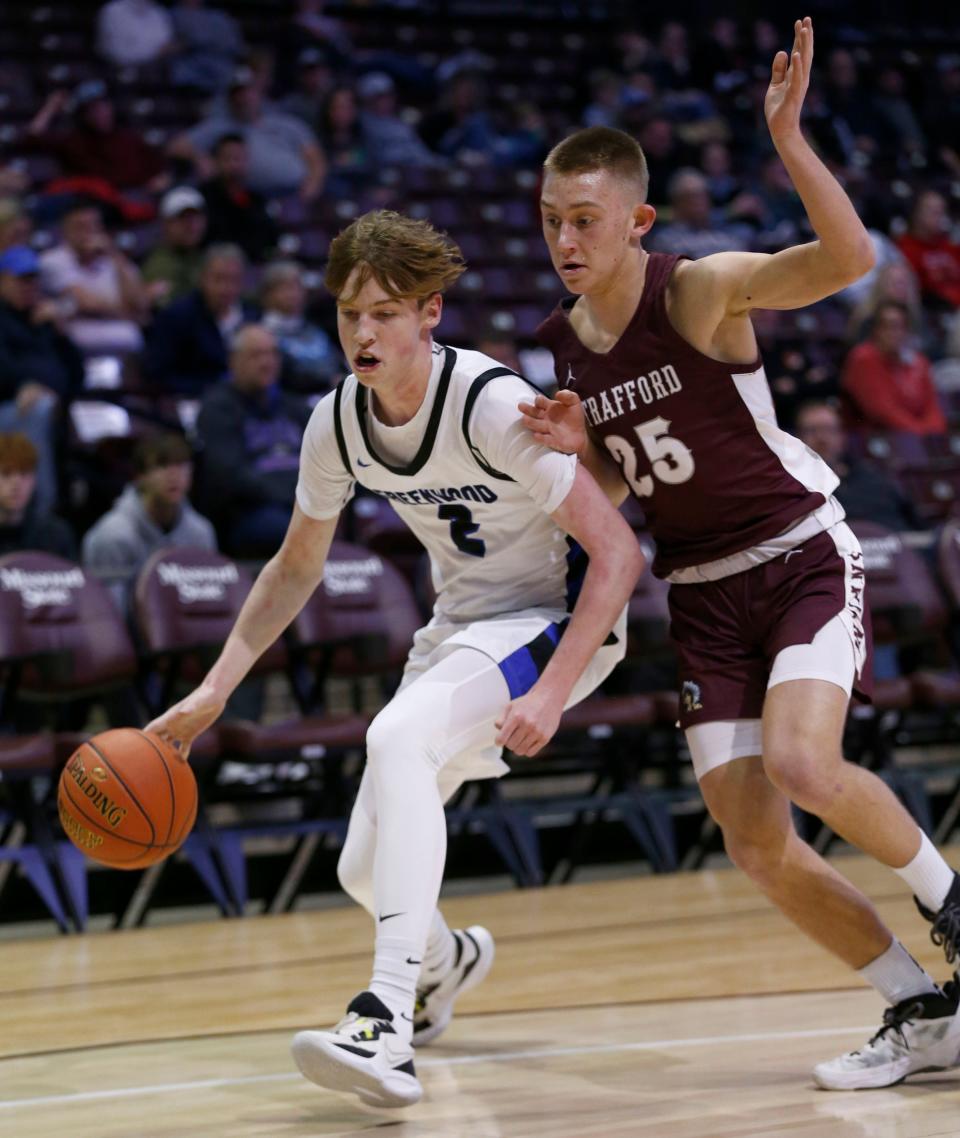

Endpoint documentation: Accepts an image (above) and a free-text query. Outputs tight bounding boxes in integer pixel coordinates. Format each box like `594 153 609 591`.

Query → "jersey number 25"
604 415 694 498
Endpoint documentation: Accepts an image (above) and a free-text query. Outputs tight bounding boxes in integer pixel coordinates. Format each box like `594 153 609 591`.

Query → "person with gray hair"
261 260 342 394
144 243 256 396
648 165 752 260
195 323 311 555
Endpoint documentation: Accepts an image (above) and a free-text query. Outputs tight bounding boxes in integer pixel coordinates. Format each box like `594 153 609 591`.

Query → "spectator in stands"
842 301 946 434
0 197 31 253
923 57 960 177
25 81 167 200
169 0 246 94
144 244 252 397
358 72 444 169
199 134 278 262
171 67 325 200
97 0 174 69
261 261 341 394
0 432 75 558
847 261 928 350
700 141 740 207
648 168 750 259
319 86 370 194
474 331 522 374
0 246 82 513
897 190 960 311
281 47 337 131
795 401 920 531
39 202 148 355
82 432 217 609
142 187 207 308
582 70 622 129
420 72 498 164
196 324 310 555
815 48 880 167
874 67 926 166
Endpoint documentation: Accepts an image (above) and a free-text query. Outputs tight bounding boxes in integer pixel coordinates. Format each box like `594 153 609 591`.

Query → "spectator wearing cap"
261 261 342 394
196 324 310 556
144 243 255 397
24 81 167 197
169 0 246 94
281 47 336 131
358 72 444 168
39 202 148 356
82 432 216 609
897 190 960 312
199 134 278 261
0 246 82 513
142 187 208 307
170 67 326 200
0 432 75 559
842 301 946 435
97 0 174 69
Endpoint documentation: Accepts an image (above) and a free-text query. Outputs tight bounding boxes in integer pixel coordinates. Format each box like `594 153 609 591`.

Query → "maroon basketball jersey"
537 252 841 580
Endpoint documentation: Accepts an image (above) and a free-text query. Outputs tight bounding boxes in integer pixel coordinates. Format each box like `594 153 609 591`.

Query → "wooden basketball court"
3 851 960 1136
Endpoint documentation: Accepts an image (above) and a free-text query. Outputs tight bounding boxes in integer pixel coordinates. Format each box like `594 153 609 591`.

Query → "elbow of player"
840 237 877 284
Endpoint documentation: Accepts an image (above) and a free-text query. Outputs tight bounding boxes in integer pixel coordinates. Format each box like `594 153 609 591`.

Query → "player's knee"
764 743 841 815
365 696 443 780
722 826 785 887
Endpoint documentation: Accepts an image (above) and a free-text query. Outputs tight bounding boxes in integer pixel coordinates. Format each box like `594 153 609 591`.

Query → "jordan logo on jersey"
681 680 703 713
581 363 683 428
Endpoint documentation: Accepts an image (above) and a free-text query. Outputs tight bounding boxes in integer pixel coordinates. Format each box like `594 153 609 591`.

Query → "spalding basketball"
57 728 198 869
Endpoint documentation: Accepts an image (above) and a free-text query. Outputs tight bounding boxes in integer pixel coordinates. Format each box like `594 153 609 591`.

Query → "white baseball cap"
160 186 205 219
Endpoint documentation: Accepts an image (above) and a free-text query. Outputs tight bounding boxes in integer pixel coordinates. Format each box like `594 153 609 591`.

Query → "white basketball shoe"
813 985 960 1090
413 926 495 1047
291 991 421 1108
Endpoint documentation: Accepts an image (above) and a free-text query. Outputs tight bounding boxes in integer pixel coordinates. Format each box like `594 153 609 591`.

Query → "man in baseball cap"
143 186 208 307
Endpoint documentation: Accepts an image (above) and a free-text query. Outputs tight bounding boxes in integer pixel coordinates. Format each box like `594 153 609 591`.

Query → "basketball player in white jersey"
521 18 960 1090
147 209 644 1108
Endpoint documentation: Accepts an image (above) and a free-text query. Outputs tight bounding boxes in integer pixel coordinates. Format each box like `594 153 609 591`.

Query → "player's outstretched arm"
518 390 630 506
147 504 339 756
495 466 644 756
683 18 875 321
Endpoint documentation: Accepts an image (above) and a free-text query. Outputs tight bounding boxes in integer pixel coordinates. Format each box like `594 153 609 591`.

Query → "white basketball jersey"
296 344 581 622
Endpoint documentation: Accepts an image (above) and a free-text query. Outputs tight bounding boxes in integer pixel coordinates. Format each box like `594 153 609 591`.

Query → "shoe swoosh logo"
378 911 405 922
357 457 372 467
400 1012 414 1022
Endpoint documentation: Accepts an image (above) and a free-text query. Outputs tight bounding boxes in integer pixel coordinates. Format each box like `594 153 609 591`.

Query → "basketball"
57 728 197 870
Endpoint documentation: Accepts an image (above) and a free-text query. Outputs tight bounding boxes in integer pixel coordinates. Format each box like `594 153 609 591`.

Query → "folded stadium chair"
0 550 231 928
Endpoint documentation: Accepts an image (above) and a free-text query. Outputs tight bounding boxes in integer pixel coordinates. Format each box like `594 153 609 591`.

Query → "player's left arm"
682 18 876 321
495 465 644 756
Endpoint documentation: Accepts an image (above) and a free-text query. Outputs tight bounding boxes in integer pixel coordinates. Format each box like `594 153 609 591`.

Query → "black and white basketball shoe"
916 871 960 965
291 991 421 1108
413 925 495 1046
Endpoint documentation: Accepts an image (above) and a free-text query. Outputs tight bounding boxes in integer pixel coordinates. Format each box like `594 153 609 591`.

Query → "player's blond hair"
325 210 466 305
543 126 649 202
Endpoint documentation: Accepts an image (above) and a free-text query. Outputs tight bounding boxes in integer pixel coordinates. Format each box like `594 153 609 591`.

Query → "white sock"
369 935 420 1041
858 938 939 1005
422 910 457 978
893 831 956 912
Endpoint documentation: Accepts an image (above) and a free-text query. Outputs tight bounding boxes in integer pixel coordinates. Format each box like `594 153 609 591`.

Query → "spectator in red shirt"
896 189 960 310
842 300 946 434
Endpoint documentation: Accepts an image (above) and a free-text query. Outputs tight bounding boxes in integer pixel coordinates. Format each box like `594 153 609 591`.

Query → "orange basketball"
57 728 198 869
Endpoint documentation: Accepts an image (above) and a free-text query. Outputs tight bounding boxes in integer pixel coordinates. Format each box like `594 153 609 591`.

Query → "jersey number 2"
438 504 485 557
604 416 694 498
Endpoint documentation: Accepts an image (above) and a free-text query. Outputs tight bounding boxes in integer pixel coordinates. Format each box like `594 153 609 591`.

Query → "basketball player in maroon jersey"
522 18 960 1089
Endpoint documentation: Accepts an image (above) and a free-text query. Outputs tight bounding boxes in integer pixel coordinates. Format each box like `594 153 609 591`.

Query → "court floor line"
0 1023 876 1112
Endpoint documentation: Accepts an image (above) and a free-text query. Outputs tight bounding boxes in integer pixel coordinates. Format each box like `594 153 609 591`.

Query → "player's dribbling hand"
145 683 226 760
765 17 813 142
495 688 565 757
517 390 587 456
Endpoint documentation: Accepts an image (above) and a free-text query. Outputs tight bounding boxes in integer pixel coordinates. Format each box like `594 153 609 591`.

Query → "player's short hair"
0 432 38 473
133 433 192 475
543 126 649 202
325 210 466 305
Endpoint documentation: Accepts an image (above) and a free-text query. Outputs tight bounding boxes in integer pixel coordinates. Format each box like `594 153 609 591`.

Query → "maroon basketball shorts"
668 522 873 780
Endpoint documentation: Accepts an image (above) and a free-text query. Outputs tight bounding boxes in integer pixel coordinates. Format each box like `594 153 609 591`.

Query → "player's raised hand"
765 17 813 142
145 684 226 759
518 389 587 456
